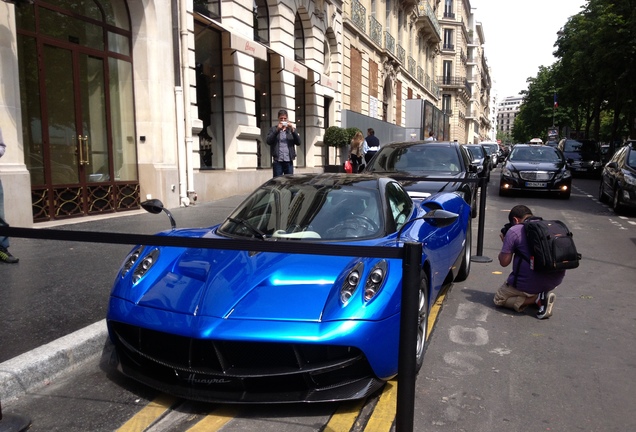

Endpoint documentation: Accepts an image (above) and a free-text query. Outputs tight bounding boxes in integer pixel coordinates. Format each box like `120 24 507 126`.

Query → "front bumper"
107 298 400 403
499 175 571 194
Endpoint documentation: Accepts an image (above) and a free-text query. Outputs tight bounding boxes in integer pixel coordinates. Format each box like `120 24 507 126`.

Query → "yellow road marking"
427 290 446 337
323 398 367 432
186 406 240 431
364 380 397 432
116 394 177 432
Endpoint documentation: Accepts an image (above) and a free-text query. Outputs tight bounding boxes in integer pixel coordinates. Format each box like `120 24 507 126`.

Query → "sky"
471 0 588 100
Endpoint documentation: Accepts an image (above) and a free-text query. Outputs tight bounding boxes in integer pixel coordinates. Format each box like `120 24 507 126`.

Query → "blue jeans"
0 179 8 249
272 161 293 177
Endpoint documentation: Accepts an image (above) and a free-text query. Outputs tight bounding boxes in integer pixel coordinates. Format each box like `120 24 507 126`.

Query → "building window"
194 0 221 19
443 29 453 50
253 0 269 44
294 13 304 61
444 0 454 18
195 22 225 169
443 60 452 84
295 75 306 167
442 94 452 114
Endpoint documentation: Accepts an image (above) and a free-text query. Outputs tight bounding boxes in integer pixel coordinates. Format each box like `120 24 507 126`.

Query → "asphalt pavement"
0 195 246 403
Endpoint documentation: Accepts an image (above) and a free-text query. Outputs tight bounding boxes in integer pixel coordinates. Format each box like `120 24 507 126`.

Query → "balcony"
416 1 441 41
397 45 405 64
442 43 454 51
417 66 423 84
352 0 366 33
443 12 455 19
408 57 416 76
385 31 395 55
369 15 382 46
438 75 471 95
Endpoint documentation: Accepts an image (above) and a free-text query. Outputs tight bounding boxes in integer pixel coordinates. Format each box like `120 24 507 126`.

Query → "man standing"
266 109 301 177
364 128 380 164
0 127 19 264
494 205 563 319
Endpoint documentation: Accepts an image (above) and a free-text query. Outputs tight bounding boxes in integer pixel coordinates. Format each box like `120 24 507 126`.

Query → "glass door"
44 44 109 186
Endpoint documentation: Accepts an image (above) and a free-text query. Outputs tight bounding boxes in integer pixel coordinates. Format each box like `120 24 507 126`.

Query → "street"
2 171 636 431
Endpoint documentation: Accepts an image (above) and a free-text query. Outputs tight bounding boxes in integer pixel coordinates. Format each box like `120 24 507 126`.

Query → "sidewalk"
0 195 246 402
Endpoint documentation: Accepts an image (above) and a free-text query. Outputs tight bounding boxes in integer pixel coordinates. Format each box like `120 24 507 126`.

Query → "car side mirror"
468 164 478 173
141 199 177 230
607 161 618 169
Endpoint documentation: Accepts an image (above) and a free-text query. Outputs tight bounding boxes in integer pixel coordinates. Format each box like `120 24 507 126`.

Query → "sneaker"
536 292 556 319
0 246 19 264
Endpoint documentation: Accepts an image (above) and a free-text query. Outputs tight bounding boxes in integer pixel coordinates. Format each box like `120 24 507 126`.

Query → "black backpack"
517 217 581 272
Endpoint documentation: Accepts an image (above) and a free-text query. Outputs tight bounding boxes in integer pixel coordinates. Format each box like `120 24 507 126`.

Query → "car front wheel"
598 180 609 203
455 218 472 282
415 271 429 373
612 187 624 213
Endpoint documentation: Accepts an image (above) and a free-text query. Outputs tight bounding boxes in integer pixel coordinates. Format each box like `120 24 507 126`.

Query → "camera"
281 121 288 127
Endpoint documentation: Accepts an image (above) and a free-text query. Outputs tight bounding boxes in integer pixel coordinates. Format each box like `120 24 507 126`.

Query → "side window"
386 182 413 231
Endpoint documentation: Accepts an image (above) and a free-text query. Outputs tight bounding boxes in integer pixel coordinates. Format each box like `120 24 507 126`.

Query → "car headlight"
121 246 144 277
554 169 572 180
502 166 518 178
364 260 387 301
131 249 160 284
624 173 636 186
340 262 364 304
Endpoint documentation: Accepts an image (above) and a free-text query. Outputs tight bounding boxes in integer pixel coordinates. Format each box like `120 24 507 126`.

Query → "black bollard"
396 241 423 432
0 400 31 432
471 177 493 263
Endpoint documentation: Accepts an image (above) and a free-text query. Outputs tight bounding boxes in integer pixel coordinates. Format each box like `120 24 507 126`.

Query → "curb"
0 320 108 403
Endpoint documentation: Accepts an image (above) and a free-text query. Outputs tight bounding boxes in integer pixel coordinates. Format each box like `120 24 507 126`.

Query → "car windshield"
482 144 498 155
466 146 484 159
367 145 461 173
510 147 561 162
563 140 596 152
217 182 383 241
628 148 636 168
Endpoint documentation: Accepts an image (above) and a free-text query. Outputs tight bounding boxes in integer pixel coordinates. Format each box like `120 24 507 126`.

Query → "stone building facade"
0 0 491 227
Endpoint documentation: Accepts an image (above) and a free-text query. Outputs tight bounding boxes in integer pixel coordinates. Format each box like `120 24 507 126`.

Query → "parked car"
480 142 500 168
546 140 559 148
365 141 480 218
598 141 636 213
557 138 603 178
499 143 572 199
464 143 491 182
107 173 473 403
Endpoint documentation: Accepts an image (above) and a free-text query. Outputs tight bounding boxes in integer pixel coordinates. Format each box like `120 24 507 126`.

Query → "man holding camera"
494 205 564 319
266 109 301 177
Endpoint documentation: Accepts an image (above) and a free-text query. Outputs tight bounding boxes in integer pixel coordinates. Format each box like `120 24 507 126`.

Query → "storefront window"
255 55 272 169
295 75 306 167
195 22 225 169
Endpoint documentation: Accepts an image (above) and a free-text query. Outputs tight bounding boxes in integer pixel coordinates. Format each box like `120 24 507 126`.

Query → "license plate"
525 182 547 187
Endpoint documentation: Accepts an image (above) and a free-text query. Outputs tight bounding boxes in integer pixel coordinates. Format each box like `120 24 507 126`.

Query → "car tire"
454 218 472 282
559 191 571 199
498 187 509 197
598 181 609 203
415 270 430 373
612 187 624 214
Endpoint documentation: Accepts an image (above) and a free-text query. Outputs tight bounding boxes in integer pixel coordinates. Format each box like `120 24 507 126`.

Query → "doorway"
16 0 139 222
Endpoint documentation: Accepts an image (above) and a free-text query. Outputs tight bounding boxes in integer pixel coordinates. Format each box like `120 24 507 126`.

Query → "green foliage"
324 126 349 148
518 0 636 142
345 127 361 144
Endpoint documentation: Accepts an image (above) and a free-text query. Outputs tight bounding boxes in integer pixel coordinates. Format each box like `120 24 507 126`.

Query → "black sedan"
499 144 572 199
365 141 480 217
464 144 491 182
598 141 636 213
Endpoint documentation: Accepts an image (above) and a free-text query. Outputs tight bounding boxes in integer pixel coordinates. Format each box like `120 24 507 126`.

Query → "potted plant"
323 126 349 171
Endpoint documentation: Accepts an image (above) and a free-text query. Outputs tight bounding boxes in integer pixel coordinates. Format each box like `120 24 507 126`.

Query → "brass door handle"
77 135 89 165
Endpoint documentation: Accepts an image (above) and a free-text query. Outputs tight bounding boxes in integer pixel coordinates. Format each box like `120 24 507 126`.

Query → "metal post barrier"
471 177 492 263
0 400 31 432
395 241 423 432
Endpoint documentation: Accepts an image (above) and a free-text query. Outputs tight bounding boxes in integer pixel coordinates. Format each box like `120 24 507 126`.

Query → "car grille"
519 171 554 181
109 321 384 403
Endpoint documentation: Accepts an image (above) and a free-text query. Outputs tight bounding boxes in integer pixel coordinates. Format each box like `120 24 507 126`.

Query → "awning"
195 13 268 61
308 68 337 91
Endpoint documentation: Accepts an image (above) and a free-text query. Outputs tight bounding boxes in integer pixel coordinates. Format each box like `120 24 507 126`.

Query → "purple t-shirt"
502 224 565 294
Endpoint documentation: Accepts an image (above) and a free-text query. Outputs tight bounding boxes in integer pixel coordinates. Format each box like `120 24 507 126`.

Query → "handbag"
344 159 353 173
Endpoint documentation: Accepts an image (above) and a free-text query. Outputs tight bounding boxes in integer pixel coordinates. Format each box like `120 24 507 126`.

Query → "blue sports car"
107 173 472 403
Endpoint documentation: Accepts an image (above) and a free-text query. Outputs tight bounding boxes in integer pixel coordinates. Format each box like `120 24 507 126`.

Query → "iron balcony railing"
369 15 382 46
408 57 416 76
397 45 405 64
417 1 441 38
352 0 366 32
417 66 423 83
385 31 395 54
